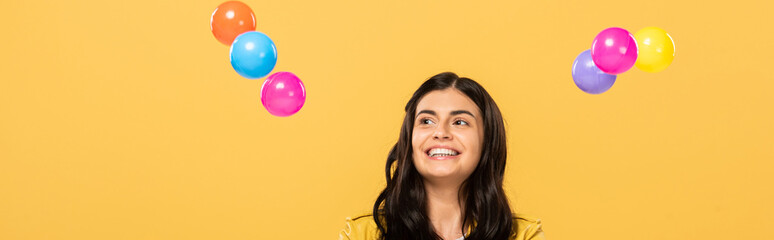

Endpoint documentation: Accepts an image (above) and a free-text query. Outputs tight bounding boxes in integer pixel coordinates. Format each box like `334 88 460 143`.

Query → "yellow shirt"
338 213 546 240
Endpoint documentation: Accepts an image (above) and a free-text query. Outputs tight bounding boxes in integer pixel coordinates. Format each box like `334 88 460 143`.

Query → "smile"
425 147 461 160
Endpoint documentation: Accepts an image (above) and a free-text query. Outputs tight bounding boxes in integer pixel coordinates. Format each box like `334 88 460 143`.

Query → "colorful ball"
634 27 675 73
572 50 617 94
591 27 638 74
230 31 278 79
261 72 306 117
210 1 256 46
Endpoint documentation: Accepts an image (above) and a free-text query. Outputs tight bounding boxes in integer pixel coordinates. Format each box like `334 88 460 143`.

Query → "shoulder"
339 213 381 240
511 213 546 240
339 212 546 240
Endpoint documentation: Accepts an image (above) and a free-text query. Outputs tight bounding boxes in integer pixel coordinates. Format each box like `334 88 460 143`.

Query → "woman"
339 72 546 240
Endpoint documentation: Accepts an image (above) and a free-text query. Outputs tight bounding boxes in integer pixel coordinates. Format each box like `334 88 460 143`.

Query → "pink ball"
591 27 638 74
260 72 306 117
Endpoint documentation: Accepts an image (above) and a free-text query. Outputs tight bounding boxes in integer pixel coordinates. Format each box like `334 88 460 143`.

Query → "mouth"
425 146 461 160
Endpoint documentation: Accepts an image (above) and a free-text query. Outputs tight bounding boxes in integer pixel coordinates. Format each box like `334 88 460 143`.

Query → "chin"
423 166 458 178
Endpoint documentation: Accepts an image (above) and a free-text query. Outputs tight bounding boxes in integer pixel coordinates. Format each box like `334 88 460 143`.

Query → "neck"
425 180 467 240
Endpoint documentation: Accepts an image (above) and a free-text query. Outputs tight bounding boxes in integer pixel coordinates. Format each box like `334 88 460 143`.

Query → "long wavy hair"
372 72 514 240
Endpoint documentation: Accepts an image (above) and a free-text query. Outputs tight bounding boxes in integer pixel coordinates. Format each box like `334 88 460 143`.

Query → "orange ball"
210 1 256 46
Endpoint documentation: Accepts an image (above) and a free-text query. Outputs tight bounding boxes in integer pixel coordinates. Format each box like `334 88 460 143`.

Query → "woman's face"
412 88 485 184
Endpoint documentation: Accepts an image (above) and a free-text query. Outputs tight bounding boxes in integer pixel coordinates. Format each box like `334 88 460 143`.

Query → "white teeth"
428 148 459 157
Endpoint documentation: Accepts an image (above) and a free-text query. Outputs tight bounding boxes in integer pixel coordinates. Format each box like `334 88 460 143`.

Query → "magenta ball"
260 72 306 117
591 27 638 74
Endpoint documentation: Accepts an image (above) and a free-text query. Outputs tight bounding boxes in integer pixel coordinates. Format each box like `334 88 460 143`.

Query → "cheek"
411 130 429 165
458 130 480 150
462 133 483 165
411 129 429 150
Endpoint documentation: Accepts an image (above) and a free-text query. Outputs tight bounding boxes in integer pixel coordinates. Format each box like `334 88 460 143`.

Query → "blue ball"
229 31 278 79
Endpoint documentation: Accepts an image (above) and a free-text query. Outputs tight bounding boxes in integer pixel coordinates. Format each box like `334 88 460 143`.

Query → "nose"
432 125 452 140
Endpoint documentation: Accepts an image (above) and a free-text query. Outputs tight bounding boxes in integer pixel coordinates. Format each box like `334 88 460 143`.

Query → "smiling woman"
339 72 546 240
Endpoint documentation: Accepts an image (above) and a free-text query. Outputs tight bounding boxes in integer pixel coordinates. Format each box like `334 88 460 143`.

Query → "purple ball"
572 50 617 94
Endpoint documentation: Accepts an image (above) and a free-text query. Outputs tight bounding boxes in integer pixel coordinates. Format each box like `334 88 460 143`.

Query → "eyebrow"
415 110 476 119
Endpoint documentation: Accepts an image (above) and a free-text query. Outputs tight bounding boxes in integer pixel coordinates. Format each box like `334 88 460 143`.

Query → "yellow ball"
633 27 675 73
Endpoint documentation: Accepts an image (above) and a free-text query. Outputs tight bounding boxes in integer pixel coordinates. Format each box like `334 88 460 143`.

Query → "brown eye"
420 118 435 125
454 119 469 126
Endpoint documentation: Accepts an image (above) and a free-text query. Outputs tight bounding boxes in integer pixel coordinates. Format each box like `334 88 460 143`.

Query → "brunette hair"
372 72 514 240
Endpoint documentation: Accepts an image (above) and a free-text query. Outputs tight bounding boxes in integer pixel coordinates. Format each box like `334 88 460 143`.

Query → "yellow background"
1 0 772 239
